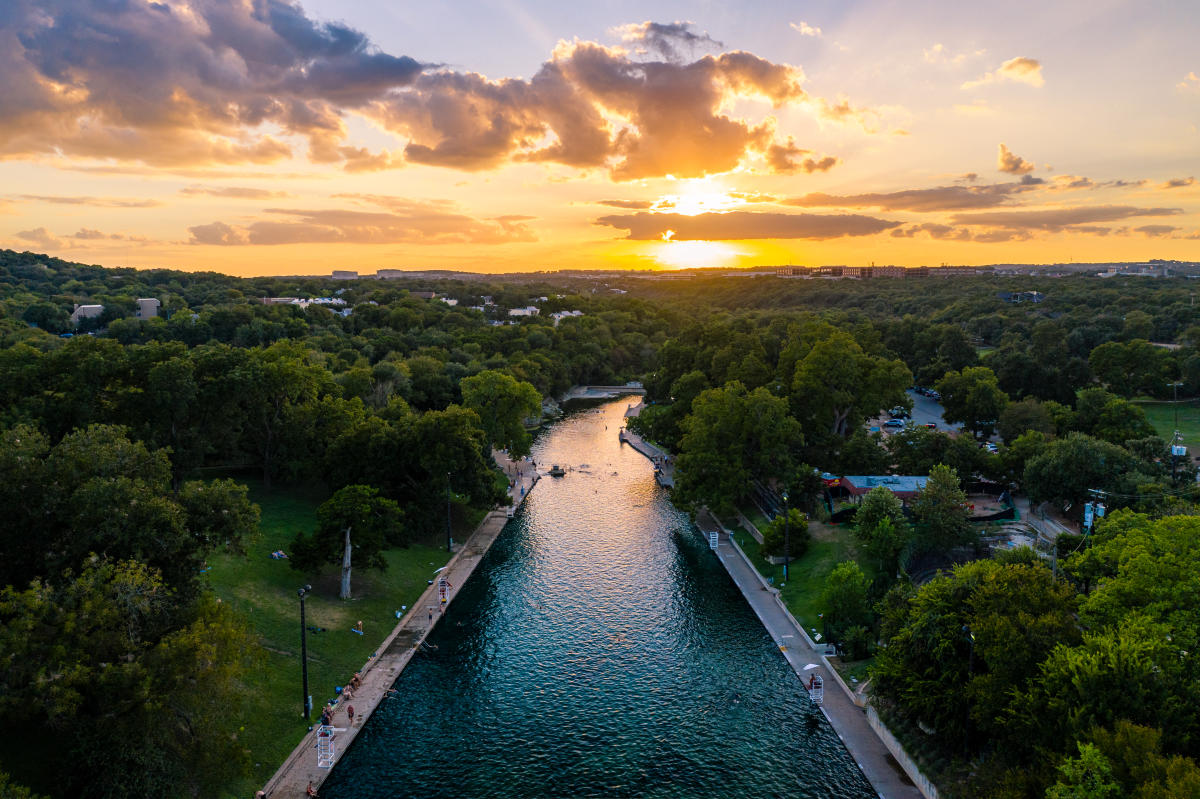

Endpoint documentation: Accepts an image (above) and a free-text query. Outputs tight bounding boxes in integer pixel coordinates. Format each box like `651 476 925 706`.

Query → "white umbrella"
804 663 820 671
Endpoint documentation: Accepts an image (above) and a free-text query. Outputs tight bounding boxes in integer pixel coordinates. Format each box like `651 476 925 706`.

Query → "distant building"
997 291 1044 303
438 297 459 306
70 304 104 325
135 297 161 319
410 290 437 300
508 306 540 317
331 270 358 280
550 310 583 325
261 297 302 305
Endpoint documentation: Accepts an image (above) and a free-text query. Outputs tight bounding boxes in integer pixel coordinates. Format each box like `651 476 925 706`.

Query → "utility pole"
1169 382 1184 483
782 489 790 583
298 584 312 720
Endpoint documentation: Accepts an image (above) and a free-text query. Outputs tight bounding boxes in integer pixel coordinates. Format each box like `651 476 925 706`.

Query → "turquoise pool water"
319 399 874 798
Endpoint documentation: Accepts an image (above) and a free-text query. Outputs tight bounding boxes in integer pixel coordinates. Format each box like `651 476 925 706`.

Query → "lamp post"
1169 381 1184 482
782 489 790 583
445 472 453 553
298 585 313 721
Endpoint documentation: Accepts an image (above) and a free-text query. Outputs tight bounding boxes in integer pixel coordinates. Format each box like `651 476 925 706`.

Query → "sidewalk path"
695 509 922 799
262 453 538 798
619 402 675 487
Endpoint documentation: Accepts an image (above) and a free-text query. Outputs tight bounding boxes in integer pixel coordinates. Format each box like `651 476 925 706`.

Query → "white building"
70 304 104 325
550 310 584 325
508 306 540 317
135 297 161 319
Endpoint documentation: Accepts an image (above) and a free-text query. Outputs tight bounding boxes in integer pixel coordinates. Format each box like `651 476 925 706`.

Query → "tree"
853 486 912 589
997 397 1056 444
177 479 261 554
1047 744 1122 799
791 331 911 439
760 508 810 559
292 485 401 599
820 561 873 658
936 366 1009 439
460 369 543 456
1023 433 1156 509
675 382 800 514
910 464 973 553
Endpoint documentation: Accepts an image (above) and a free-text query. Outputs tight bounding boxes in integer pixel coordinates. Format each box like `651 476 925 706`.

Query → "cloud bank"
595 211 900 240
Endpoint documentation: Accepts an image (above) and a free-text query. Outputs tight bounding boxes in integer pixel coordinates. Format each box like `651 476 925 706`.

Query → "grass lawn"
207 480 466 798
1134 399 1200 444
734 523 857 636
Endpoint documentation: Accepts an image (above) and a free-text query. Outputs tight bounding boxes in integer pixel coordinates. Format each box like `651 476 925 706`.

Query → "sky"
0 0 1198 276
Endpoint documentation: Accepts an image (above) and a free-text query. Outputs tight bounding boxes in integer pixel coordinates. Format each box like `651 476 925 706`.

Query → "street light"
445 472 453 553
298 585 313 721
782 489 790 583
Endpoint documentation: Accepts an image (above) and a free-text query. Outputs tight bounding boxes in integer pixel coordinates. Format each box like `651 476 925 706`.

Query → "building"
70 304 104 325
508 306 540 317
550 310 583 325
997 291 1044 303
331 270 358 280
135 297 161 319
839 475 929 501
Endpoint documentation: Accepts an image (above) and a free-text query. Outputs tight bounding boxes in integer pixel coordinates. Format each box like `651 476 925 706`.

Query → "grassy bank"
1134 398 1200 444
207 481 465 798
733 521 856 636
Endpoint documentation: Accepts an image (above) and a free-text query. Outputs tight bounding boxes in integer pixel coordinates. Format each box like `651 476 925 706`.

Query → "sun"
654 240 743 269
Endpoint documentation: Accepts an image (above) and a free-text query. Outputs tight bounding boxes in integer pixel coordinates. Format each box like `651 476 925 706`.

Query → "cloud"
16 227 63 248
68 228 148 242
997 144 1036 175
370 41 811 179
790 22 822 38
15 194 162 208
963 57 1044 89
1134 225 1179 237
924 44 985 66
1162 177 1195 188
0 0 425 167
596 199 654 209
180 186 294 199
766 137 839 174
595 211 900 240
1177 72 1200 92
891 223 972 241
951 205 1183 232
614 21 722 61
785 180 1037 212
189 199 537 246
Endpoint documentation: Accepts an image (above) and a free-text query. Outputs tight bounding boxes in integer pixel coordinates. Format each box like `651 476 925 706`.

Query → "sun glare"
651 177 747 216
654 240 743 269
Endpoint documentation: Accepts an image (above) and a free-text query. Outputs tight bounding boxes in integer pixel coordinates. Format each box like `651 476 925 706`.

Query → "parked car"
923 422 937 429
981 442 999 453
884 419 906 429
889 406 909 419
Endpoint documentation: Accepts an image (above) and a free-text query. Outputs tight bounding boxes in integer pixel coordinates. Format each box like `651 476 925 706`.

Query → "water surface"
321 399 874 798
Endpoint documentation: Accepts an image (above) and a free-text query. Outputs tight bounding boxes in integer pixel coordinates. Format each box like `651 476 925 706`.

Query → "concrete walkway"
262 457 538 798
619 402 675 487
694 510 922 799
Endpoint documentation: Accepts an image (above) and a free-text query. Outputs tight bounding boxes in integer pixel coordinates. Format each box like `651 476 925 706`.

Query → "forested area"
4 247 1200 798
0 249 667 797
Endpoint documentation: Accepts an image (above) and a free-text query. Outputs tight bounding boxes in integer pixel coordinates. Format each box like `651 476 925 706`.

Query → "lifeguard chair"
807 675 824 705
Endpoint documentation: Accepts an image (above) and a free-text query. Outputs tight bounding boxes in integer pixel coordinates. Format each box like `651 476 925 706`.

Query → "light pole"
445 472 453 553
782 489 790 583
1169 381 1184 483
298 585 312 721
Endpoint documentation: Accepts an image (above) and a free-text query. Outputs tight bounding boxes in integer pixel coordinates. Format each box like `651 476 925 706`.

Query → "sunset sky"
1 0 1198 275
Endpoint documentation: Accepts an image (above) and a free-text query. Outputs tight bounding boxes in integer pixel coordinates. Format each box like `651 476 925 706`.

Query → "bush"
760 508 810 559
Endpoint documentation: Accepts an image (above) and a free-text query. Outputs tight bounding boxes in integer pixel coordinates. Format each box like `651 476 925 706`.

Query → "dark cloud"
1162 177 1196 188
0 0 424 166
69 228 147 242
951 205 1183 231
370 42 812 179
595 211 899 240
189 201 537 246
16 194 162 208
890 223 972 240
766 137 839 174
785 180 1037 212
180 186 294 199
616 21 723 61
997 144 1035 175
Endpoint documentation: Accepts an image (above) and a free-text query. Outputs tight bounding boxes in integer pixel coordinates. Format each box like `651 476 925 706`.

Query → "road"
904 389 962 432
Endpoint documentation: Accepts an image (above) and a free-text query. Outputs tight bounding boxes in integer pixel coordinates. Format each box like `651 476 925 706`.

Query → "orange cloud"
766 137 839 174
963 57 1045 89
596 210 899 240
997 144 1036 175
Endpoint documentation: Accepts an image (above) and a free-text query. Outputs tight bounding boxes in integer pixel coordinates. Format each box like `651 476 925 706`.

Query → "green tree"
292 485 402 599
1024 433 1157 509
997 397 1056 443
936 366 1009 439
1047 743 1122 799
460 369 543 456
910 464 973 553
791 331 911 439
760 507 810 559
820 561 873 658
853 486 912 589
176 478 261 554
